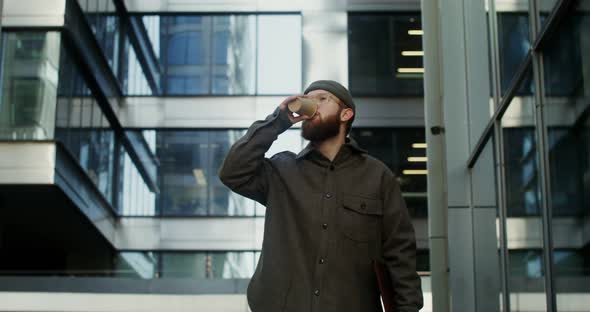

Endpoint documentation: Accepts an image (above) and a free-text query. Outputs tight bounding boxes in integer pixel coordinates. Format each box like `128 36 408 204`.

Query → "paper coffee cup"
288 97 318 117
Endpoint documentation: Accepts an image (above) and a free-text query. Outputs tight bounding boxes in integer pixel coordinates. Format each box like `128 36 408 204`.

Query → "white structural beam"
1 0 65 27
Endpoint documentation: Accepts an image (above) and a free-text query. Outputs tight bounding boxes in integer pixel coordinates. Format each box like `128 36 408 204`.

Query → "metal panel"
464 0 493 151
439 0 471 207
473 207 501 312
448 207 476 311
1 0 65 27
353 97 425 127
0 142 55 184
470 138 496 207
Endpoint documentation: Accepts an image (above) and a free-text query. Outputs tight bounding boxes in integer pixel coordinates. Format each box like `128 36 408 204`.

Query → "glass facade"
0 32 61 140
542 3 590 309
111 128 428 217
350 128 427 217
116 145 156 216
348 13 424 96
142 129 305 217
116 251 257 279
56 44 116 204
0 0 430 305
501 67 548 308
496 12 533 96
78 0 120 79
132 14 302 96
471 0 590 311
154 130 254 216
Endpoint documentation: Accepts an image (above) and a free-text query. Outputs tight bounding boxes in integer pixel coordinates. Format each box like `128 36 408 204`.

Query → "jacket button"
361 202 366 210
314 289 320 296
322 223 328 230
329 165 335 171
319 258 325 264
325 192 332 199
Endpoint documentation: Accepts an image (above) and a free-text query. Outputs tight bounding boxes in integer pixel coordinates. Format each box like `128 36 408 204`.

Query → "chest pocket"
338 194 383 242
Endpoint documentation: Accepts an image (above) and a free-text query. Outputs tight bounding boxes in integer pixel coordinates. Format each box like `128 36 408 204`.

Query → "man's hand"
279 95 314 124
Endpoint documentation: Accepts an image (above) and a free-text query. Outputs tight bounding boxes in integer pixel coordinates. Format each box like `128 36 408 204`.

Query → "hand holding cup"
279 95 318 124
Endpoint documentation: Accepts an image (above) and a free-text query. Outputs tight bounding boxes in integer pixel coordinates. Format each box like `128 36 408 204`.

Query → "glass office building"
0 0 586 311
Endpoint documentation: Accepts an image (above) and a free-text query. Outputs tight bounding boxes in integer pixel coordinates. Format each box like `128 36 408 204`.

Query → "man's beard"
301 110 342 142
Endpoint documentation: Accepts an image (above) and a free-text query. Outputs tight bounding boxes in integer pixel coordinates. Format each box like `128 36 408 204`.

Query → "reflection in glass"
0 32 61 140
139 14 300 95
497 12 533 95
157 130 255 216
509 249 544 278
155 129 306 216
542 5 590 310
348 13 423 96
161 252 206 278
115 252 158 278
117 146 156 216
56 43 115 204
210 252 255 278
503 127 541 216
157 131 210 216
501 64 547 311
79 0 119 76
121 37 153 96
349 128 427 217
160 252 256 279
159 15 256 95
537 0 559 30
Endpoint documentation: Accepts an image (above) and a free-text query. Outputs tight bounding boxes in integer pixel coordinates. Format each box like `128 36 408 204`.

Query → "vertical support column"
423 0 501 310
428 0 476 309
420 1 450 312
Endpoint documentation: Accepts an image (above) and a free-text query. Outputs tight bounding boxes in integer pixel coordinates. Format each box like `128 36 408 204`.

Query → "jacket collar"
295 137 367 160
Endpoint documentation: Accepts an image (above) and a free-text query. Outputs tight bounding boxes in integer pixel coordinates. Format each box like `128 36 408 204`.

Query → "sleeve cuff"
272 106 294 133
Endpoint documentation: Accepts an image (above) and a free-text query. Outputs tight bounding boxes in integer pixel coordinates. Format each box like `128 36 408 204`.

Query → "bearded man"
219 80 423 312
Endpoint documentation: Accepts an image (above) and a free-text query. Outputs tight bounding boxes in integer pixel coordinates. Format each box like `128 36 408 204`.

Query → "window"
135 14 301 95
348 13 424 96
350 128 427 217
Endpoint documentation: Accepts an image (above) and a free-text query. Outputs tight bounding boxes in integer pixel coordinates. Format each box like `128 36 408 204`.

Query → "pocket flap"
342 194 383 216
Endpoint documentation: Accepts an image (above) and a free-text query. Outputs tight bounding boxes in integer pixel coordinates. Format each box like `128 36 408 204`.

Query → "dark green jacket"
219 107 423 312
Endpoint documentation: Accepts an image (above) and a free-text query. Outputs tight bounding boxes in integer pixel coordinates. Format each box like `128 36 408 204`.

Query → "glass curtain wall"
133 14 301 96
348 13 424 96
542 2 590 309
0 32 61 140
471 0 590 311
116 251 258 279
56 44 116 204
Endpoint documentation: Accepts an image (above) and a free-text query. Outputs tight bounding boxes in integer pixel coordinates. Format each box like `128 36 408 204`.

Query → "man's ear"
341 108 354 122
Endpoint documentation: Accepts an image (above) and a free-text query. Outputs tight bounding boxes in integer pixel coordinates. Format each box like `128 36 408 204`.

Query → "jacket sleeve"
381 174 424 312
218 106 293 206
